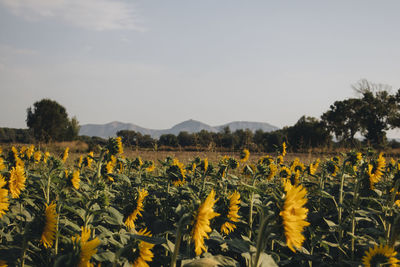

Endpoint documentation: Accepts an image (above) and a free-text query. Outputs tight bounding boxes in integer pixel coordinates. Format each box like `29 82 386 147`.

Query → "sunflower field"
0 138 399 267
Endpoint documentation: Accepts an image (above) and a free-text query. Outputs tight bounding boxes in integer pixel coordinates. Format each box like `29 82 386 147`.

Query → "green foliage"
285 116 332 151
0 127 34 143
26 98 79 142
322 79 400 147
0 144 399 266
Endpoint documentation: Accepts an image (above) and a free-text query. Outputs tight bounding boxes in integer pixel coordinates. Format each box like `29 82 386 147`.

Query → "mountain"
79 119 279 139
168 120 218 136
79 121 156 138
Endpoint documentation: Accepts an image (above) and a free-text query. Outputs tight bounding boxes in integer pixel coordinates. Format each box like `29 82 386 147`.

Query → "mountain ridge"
79 119 279 139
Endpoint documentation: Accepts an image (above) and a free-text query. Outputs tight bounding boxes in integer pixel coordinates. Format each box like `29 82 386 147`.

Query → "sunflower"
110 155 117 167
258 155 274 165
0 157 5 171
362 244 399 267
332 156 340 164
40 202 57 248
105 160 114 174
308 159 320 175
279 166 292 179
71 170 80 190
290 158 305 174
0 175 9 219
72 227 100 267
62 147 69 163
77 156 83 168
221 191 241 235
11 146 18 157
240 149 250 163
201 158 209 173
368 153 386 189
118 161 124 174
145 161 155 172
277 155 284 165
9 165 26 198
267 163 278 180
105 161 114 181
326 160 339 177
116 137 124 155
26 145 34 159
125 189 148 230
188 162 197 174
282 142 287 157
279 180 310 252
167 159 187 186
19 146 27 155
33 151 42 163
191 189 220 256
132 228 155 267
85 152 94 168
394 193 400 208
43 152 50 163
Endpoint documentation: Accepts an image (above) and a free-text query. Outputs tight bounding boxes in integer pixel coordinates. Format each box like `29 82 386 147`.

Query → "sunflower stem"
248 176 257 239
252 214 272 267
200 173 207 195
387 179 400 245
54 204 61 255
96 149 105 180
20 223 29 267
338 159 348 248
171 214 190 267
351 175 361 260
45 172 51 204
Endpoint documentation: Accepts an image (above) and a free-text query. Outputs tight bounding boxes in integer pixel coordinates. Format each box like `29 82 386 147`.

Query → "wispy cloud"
0 0 143 31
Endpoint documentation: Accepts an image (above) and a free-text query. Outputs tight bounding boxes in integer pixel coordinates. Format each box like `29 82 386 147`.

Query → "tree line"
2 79 400 151
116 116 331 152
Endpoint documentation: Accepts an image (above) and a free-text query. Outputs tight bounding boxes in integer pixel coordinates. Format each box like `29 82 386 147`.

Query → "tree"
66 116 80 141
177 131 196 147
26 99 79 142
232 129 253 149
321 98 362 145
358 88 400 146
321 80 400 147
286 116 331 151
197 130 214 148
117 130 142 147
158 134 178 147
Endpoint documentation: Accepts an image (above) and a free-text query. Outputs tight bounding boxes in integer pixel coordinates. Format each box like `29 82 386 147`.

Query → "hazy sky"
1 1 400 134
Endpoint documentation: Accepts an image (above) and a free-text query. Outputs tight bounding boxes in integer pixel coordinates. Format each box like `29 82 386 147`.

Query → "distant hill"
79 119 279 139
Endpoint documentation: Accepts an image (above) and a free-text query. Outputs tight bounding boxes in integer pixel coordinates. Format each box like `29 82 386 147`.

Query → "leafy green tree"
177 131 196 147
252 130 284 152
26 99 78 142
197 130 214 148
139 134 156 148
158 134 178 147
232 129 253 150
321 98 362 145
358 88 400 146
322 80 400 147
66 116 80 141
285 116 331 151
219 126 234 149
117 130 142 147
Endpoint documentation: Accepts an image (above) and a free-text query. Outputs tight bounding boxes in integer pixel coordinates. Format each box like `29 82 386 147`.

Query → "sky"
1 1 400 136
